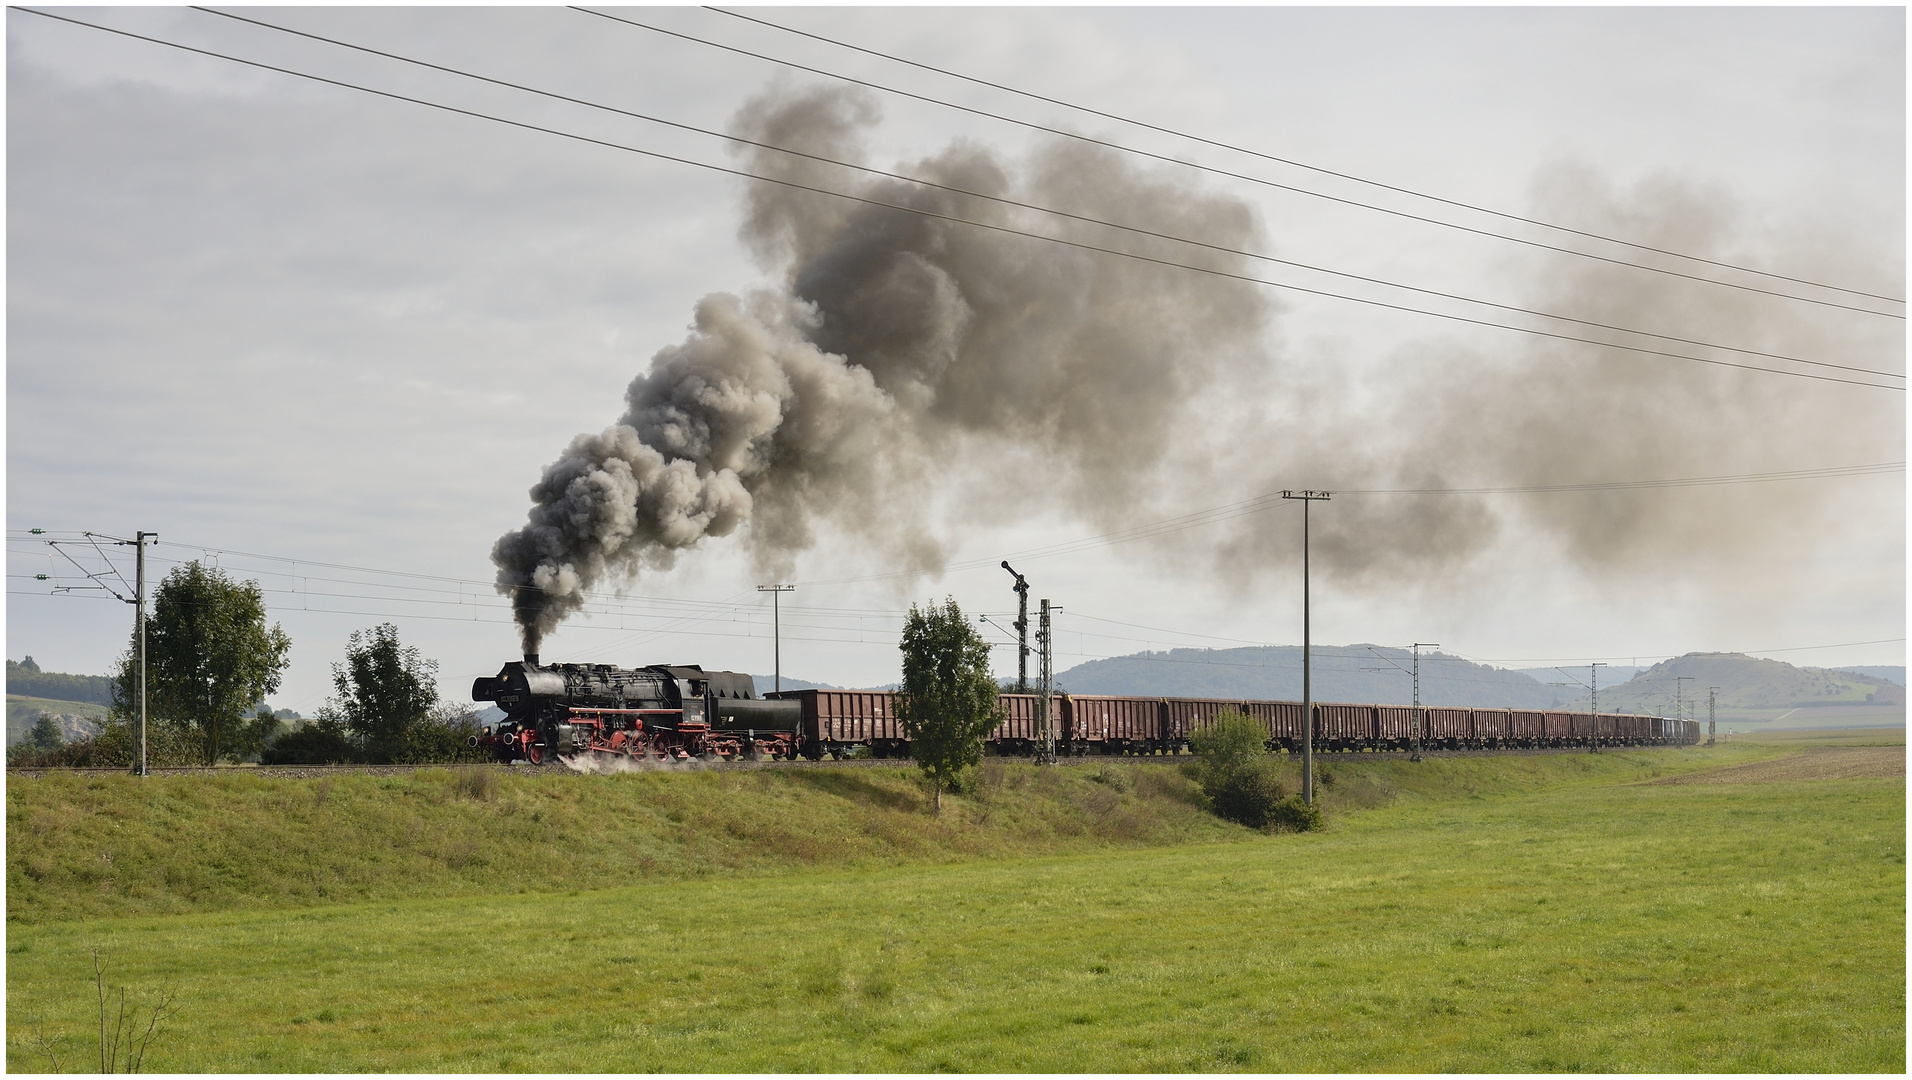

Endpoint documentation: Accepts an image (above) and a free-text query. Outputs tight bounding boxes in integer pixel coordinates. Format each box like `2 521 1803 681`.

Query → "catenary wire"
704 5 1906 308
572 6 1905 318
11 460 1902 607
184 6 1897 380
18 8 1902 392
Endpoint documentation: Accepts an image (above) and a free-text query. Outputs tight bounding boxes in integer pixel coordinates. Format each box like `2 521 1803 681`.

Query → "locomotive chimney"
525 652 539 668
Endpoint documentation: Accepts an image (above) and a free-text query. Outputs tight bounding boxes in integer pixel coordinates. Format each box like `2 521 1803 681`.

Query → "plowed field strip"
1647 746 1904 784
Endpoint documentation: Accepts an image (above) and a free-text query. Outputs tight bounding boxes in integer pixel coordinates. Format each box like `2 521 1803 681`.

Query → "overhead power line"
20 8 1903 391
706 6 1905 308
577 5 1905 318
184 6 1904 382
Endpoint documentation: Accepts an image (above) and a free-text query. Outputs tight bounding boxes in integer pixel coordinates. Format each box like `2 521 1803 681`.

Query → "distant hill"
753 675 841 696
1832 666 1905 687
1053 645 1577 709
1597 653 1906 714
6 657 114 706
6 695 109 746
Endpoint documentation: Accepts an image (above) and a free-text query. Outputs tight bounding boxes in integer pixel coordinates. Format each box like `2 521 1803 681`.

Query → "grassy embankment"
7 742 1903 1071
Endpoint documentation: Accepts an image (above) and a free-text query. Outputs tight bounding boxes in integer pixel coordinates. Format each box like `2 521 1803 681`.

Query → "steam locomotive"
470 654 801 764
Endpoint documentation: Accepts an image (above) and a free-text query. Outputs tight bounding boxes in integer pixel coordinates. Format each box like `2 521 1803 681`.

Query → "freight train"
471 655 1699 765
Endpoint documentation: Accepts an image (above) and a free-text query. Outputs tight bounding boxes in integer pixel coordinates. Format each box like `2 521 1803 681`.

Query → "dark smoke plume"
493 86 1274 651
495 87 1902 652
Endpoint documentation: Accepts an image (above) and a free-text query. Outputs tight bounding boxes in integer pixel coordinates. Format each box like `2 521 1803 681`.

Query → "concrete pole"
136 531 150 778
1302 497 1312 805
757 584 795 694
1281 491 1329 804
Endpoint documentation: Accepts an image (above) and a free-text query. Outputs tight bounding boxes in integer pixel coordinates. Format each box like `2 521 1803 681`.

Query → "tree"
113 562 291 765
331 623 439 764
896 598 1003 813
27 713 64 751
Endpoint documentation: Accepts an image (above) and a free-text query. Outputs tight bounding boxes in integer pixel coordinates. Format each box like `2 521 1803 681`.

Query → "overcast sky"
7 6 1905 714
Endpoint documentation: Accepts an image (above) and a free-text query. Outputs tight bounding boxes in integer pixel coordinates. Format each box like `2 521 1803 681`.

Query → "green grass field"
7 744 1903 1072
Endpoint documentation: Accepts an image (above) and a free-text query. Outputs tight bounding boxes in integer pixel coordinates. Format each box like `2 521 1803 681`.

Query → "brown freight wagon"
1509 710 1545 746
1063 695 1161 755
990 693 1050 756
772 689 906 759
1375 705 1419 748
1541 711 1576 745
1567 712 1599 745
1472 709 1511 748
1315 703 1375 750
1241 700 1305 751
1425 707 1472 748
1621 714 1650 744
1162 698 1239 754
1682 719 1700 744
1594 713 1618 744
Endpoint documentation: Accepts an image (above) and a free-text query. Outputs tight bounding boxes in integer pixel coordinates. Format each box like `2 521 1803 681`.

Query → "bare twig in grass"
89 948 179 1073
30 1013 64 1072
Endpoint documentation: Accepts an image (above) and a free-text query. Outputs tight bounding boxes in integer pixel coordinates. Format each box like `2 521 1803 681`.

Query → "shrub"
394 707 489 765
1188 711 1266 780
261 716 359 765
1206 765 1288 828
1265 794 1323 832
1189 710 1320 832
451 766 499 802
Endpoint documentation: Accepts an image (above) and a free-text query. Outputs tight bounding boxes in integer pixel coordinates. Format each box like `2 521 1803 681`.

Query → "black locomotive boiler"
471 654 801 764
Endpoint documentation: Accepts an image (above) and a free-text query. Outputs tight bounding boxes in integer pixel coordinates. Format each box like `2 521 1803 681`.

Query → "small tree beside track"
896 598 1003 814
111 561 291 765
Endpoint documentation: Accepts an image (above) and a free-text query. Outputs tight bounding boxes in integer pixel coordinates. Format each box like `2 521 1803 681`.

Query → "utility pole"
1707 686 1718 746
1282 490 1330 804
38 530 155 774
105 531 158 777
1589 662 1606 752
137 532 149 776
756 584 795 694
1413 643 1437 762
1002 561 1030 693
1675 676 1692 731
1036 599 1058 764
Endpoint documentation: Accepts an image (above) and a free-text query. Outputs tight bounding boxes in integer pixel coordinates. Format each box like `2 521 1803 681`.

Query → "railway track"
6 744 1678 780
